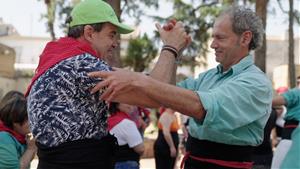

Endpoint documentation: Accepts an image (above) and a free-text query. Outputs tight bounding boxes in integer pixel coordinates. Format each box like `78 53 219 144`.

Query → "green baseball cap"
70 0 133 34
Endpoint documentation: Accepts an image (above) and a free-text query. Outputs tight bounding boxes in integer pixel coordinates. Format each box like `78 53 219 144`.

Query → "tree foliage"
122 34 157 72
39 0 78 40
152 0 232 71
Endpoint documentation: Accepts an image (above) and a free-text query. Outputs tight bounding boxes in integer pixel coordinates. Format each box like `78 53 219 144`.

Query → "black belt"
284 120 299 128
282 120 299 139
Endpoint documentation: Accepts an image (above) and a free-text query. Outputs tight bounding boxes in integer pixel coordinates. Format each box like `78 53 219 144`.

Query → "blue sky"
0 0 299 38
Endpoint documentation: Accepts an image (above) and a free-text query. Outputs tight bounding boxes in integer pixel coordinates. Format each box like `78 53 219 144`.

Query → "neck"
76 37 101 58
222 53 249 72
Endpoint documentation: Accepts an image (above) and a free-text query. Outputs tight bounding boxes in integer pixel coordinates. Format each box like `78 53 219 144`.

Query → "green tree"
42 0 57 40
122 34 158 72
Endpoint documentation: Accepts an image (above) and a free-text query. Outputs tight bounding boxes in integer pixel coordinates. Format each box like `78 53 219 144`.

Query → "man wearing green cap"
25 0 188 168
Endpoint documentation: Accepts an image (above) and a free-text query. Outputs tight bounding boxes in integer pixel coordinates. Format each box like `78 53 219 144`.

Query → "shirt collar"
216 54 254 76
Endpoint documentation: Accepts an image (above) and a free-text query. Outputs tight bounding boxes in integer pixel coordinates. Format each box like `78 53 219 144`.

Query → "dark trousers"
154 150 176 169
37 135 117 169
154 130 178 169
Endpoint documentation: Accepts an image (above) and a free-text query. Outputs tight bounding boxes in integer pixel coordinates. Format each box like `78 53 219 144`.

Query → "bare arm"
133 143 145 156
135 75 205 120
89 70 205 119
149 22 189 85
19 135 37 169
149 50 177 85
160 112 176 157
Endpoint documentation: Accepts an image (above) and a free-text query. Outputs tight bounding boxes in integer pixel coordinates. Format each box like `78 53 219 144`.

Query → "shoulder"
287 88 300 94
238 65 272 88
0 132 16 144
119 119 137 129
63 53 111 71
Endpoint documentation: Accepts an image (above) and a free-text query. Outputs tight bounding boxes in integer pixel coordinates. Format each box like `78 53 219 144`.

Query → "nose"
210 39 217 49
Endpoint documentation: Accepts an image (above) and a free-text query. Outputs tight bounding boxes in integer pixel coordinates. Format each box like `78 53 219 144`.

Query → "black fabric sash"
282 120 299 139
37 134 118 169
186 136 254 162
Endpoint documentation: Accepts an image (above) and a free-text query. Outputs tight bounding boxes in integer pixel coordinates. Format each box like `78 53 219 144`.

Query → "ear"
240 31 252 48
83 25 95 42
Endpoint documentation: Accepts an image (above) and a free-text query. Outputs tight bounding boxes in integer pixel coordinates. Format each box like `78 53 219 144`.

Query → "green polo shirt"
282 88 300 121
178 55 272 146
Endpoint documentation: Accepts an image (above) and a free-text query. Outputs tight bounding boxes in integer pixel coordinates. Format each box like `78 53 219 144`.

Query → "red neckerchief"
108 111 132 131
0 121 26 144
25 37 99 97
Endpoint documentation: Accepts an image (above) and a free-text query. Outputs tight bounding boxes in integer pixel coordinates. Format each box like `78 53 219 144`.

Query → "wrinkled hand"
156 19 191 52
170 146 177 157
88 67 143 101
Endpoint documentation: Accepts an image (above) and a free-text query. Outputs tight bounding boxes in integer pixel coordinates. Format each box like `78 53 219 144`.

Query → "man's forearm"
134 76 206 119
149 50 177 84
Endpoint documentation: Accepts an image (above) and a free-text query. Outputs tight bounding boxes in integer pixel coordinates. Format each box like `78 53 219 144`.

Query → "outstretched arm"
88 70 205 119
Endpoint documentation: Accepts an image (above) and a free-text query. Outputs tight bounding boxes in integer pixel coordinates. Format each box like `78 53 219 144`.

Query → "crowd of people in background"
0 0 299 169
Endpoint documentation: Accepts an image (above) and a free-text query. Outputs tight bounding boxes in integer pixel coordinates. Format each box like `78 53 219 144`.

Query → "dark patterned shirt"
27 54 110 147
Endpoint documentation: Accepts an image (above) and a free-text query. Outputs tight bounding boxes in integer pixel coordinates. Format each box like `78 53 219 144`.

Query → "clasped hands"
88 20 191 102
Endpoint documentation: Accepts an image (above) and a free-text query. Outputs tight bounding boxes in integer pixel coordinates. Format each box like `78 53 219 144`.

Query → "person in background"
272 87 300 140
136 107 151 136
297 75 300 88
127 106 150 137
108 102 144 169
178 114 189 155
251 108 277 169
279 125 300 168
271 87 300 168
272 87 288 148
154 108 179 169
0 90 37 169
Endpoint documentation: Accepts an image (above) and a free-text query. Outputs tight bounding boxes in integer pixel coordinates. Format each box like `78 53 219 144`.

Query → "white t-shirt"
110 119 143 148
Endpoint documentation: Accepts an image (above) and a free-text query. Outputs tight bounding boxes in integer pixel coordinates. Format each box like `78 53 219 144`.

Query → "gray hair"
219 6 264 50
